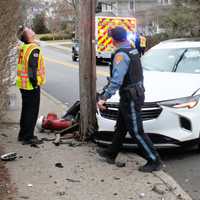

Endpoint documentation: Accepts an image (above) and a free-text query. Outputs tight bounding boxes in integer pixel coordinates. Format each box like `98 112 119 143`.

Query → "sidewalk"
0 86 192 200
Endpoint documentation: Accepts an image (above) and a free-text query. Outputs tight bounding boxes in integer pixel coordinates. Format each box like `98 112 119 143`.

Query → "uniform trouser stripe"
130 101 156 161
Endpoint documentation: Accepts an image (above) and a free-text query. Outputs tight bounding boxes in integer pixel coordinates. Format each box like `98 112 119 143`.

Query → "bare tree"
63 0 80 39
46 0 74 39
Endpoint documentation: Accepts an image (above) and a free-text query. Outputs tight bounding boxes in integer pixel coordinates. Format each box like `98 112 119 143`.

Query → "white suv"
96 39 200 149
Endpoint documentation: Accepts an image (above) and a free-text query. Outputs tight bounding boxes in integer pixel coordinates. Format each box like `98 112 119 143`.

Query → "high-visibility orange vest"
16 43 46 90
140 36 146 48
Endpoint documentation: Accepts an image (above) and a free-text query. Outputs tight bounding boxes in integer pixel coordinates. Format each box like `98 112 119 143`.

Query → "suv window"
176 48 200 73
141 48 186 72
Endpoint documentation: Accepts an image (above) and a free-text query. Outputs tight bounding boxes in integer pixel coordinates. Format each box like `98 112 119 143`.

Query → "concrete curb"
41 89 66 108
153 171 192 200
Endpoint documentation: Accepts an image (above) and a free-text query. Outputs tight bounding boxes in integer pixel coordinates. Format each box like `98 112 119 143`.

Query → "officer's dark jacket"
110 48 144 90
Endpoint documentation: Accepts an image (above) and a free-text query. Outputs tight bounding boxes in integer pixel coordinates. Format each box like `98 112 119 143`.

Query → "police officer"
16 26 46 145
97 26 162 172
139 33 147 55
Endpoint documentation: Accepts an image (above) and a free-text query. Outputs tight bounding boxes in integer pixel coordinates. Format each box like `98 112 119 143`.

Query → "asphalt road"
42 44 200 200
161 147 200 200
42 45 108 106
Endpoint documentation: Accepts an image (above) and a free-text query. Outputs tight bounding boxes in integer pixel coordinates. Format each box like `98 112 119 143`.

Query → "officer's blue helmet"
108 26 127 42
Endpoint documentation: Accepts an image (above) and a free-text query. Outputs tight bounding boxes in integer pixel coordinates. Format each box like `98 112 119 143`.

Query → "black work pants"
107 94 159 162
18 87 40 141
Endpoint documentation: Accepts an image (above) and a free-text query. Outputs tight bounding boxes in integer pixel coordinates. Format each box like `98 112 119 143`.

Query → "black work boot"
17 136 24 142
97 148 116 164
22 136 43 145
138 159 163 173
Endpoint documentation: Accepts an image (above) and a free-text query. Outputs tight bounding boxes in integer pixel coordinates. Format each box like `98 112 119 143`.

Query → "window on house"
159 0 170 5
102 3 112 12
102 4 107 12
107 3 112 12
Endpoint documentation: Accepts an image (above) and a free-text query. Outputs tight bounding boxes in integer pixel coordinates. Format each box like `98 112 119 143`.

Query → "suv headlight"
158 95 200 109
75 46 79 52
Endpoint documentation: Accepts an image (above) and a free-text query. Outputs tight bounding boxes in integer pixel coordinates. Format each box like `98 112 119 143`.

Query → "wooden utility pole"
79 0 96 140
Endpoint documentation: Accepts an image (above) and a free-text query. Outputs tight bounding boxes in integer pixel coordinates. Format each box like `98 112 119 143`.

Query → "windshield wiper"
173 49 188 72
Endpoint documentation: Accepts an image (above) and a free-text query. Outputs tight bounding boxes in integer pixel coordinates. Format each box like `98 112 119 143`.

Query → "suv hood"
108 71 200 103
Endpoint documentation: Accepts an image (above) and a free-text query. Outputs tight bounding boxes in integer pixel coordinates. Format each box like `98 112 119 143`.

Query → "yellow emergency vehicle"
95 16 137 62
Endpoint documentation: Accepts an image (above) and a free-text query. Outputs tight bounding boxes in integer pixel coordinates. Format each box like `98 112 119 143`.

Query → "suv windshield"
176 48 200 73
141 48 186 72
141 47 200 73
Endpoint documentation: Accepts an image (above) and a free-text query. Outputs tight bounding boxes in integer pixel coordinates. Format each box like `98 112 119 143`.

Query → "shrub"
32 12 49 34
39 33 73 41
146 33 170 50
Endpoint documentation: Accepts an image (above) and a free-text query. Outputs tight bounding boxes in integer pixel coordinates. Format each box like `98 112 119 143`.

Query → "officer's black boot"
138 159 163 173
97 148 116 164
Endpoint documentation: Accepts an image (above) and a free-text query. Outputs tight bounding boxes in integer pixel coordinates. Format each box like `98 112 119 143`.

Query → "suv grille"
99 102 162 121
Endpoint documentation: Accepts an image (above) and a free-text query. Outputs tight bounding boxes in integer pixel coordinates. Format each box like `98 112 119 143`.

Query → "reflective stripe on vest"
16 43 46 90
140 36 146 48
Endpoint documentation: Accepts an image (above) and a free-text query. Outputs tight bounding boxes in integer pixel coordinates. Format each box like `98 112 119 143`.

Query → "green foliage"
39 33 73 41
162 0 200 38
32 12 49 34
146 33 170 50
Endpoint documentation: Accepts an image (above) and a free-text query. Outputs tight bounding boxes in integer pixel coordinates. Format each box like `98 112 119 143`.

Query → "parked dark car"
72 40 79 61
71 40 110 64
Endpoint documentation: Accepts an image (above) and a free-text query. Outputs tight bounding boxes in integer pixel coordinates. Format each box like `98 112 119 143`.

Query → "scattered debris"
27 184 33 187
113 192 118 196
56 191 66 196
168 185 176 192
113 176 120 180
68 141 82 147
1 133 8 137
19 196 29 199
0 152 17 161
30 144 40 148
177 194 184 199
139 193 145 198
152 183 167 195
135 161 140 165
184 179 189 183
41 137 55 142
55 163 64 168
115 161 126 168
66 178 80 183
100 179 104 182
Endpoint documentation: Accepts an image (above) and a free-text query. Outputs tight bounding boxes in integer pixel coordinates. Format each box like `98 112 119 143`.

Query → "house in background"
96 0 173 35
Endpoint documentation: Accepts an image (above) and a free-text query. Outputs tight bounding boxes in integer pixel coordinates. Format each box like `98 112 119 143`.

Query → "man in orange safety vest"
16 26 46 145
